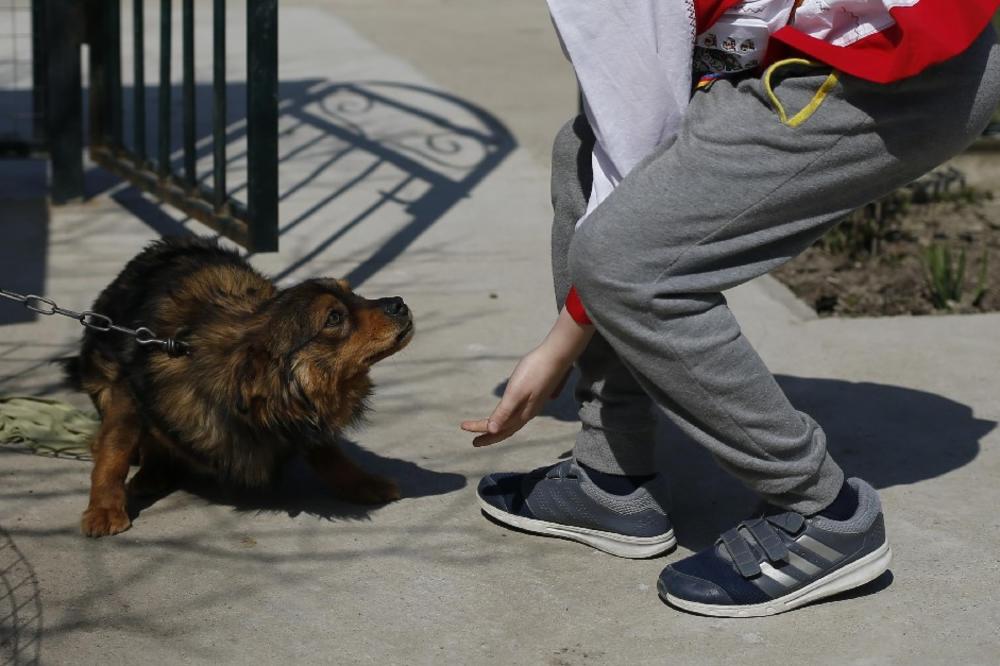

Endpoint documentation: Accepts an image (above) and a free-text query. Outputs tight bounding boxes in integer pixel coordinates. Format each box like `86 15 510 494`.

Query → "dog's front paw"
81 506 132 537
338 474 401 505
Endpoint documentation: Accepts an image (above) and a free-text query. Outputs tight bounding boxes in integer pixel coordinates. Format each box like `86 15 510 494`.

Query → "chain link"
0 287 189 356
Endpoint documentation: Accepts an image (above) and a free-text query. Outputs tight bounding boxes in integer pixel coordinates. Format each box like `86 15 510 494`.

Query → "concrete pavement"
1 3 998 664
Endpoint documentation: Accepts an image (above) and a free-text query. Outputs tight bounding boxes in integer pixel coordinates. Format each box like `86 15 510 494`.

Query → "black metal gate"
26 0 279 252
89 0 278 251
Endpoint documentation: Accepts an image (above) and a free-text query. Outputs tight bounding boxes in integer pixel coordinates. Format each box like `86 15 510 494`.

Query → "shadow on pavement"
0 525 43 666
267 80 516 287
491 372 998 551
662 375 997 550
130 438 466 524
0 160 49 327
74 78 515 290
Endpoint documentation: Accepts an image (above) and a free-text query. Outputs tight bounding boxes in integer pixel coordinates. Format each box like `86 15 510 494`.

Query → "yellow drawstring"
762 58 840 128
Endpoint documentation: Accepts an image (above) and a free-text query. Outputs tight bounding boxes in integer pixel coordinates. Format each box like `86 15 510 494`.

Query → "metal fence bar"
246 0 279 252
46 0 83 202
109 0 123 148
213 0 227 209
87 2 108 147
133 0 146 161
80 0 279 251
31 0 48 145
182 0 195 187
158 0 171 177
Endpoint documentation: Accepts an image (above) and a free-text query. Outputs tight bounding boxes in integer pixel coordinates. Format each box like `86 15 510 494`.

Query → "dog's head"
236 278 413 430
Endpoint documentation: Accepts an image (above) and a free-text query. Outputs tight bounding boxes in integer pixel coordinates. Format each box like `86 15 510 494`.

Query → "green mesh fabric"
0 396 96 461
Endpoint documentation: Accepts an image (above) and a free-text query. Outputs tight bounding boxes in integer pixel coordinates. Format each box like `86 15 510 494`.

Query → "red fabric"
771 0 1000 83
564 286 592 325
694 0 744 35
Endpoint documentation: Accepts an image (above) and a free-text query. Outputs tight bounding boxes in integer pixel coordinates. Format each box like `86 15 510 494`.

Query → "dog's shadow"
131 439 466 522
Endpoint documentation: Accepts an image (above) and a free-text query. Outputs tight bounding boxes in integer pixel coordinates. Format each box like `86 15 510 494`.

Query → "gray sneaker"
657 478 892 617
477 459 676 558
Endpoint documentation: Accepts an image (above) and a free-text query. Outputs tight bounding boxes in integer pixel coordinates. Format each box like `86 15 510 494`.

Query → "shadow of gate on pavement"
87 78 515 287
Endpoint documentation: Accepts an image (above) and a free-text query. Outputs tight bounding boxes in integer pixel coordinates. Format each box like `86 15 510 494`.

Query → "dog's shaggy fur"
66 236 414 537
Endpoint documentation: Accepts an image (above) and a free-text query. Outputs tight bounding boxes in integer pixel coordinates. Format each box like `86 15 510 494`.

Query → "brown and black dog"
65 236 413 537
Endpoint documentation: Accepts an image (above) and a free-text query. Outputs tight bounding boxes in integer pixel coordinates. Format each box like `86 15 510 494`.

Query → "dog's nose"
382 297 409 318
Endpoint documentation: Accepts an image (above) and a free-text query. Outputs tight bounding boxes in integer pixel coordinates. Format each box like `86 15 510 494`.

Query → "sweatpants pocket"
762 58 841 128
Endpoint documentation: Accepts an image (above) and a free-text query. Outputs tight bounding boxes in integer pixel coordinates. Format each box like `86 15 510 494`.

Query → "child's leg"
476 118 674 559
570 30 1000 515
550 116 658 479
567 30 1000 614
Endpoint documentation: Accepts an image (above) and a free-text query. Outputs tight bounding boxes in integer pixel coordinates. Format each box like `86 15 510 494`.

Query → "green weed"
923 245 989 309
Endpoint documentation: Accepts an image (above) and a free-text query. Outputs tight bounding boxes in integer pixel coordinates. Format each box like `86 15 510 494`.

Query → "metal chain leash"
0 287 189 357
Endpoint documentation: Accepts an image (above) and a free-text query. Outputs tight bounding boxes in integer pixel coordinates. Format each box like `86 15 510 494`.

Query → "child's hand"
461 343 571 447
462 308 594 447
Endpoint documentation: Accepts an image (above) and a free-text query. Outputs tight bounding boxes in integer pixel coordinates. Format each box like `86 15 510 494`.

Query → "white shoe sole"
478 495 676 559
663 540 892 617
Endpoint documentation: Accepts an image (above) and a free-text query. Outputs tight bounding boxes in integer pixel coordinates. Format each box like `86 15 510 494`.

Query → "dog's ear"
335 278 351 292
232 345 273 424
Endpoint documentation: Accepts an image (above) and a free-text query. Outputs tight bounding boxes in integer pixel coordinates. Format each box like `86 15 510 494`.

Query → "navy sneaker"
657 478 891 617
477 459 675 558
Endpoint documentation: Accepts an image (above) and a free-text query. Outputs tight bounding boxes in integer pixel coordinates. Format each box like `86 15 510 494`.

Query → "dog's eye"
326 311 344 327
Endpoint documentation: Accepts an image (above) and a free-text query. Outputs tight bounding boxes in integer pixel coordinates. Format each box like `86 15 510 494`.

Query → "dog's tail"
58 356 84 391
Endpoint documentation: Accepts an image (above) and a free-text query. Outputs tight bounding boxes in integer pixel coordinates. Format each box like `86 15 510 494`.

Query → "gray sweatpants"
552 28 1000 513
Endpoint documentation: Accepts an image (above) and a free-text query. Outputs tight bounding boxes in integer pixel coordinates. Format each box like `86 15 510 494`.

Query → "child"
462 1 1000 617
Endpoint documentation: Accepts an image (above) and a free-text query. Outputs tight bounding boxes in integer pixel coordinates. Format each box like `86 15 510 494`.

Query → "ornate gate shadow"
266 80 516 286
104 78 516 287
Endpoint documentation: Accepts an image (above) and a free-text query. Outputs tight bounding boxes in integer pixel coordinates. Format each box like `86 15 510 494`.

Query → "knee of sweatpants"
569 219 725 323
567 217 639 316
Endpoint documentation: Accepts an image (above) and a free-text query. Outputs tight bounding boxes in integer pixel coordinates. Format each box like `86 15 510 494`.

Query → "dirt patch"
773 172 1000 318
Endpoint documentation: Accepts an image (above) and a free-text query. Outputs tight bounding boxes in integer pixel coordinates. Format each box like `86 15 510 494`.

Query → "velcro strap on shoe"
721 528 761 578
744 518 789 563
766 511 806 535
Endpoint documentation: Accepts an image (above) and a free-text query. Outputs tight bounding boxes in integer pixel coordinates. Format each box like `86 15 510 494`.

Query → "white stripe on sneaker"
787 551 823 576
796 534 843 562
759 561 799 587
663 541 892 618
